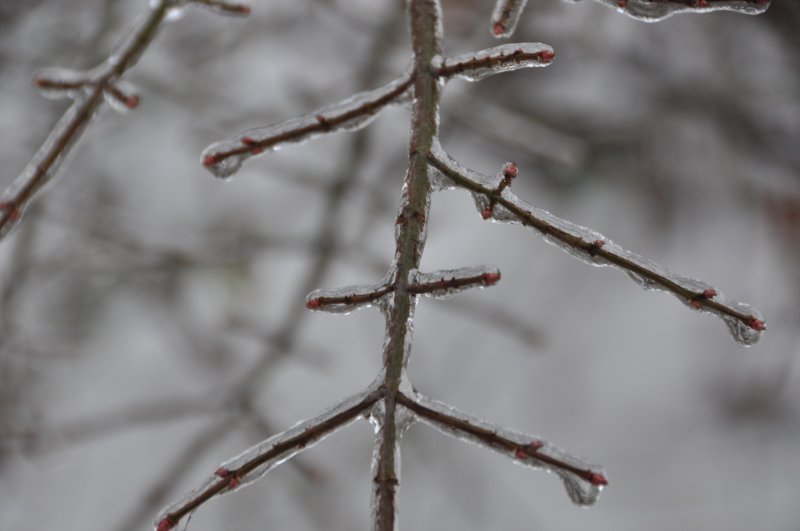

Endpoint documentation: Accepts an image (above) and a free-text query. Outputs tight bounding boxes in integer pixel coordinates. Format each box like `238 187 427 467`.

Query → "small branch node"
0 202 21 222
241 136 263 154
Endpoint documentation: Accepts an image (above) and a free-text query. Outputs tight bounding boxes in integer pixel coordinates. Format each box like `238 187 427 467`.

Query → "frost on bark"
149 1 768 530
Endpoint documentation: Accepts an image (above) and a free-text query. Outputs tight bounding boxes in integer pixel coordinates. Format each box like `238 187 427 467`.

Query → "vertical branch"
372 1 442 530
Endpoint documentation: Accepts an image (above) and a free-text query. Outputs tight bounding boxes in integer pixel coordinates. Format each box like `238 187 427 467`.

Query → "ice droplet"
429 142 765 346
491 0 530 38
402 392 605 506
202 71 412 179
589 0 770 22
434 43 554 82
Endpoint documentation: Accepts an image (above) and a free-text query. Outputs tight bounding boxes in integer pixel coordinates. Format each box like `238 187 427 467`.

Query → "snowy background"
0 1 798 530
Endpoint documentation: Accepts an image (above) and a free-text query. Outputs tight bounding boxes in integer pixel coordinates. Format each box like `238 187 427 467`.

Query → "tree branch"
0 0 249 241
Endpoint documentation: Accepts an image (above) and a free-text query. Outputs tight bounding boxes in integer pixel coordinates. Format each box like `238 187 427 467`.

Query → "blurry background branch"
0 1 797 530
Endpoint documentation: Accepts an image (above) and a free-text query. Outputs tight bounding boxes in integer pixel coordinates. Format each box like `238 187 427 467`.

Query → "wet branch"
427 150 766 337
0 0 249 241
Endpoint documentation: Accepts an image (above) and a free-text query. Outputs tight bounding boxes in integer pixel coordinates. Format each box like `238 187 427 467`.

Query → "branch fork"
157 0 769 529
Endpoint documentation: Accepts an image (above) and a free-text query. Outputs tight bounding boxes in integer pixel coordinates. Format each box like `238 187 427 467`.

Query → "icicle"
400 392 606 506
434 43 554 82
491 0 530 38
590 0 770 22
429 141 766 346
409 266 501 300
202 71 413 179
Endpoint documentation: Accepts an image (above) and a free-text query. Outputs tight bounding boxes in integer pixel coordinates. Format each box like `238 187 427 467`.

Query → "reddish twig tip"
484 272 501 285
746 317 766 331
156 517 174 531
502 162 518 179
202 154 218 167
539 50 555 63
492 22 506 36
126 95 140 109
481 208 493 220
588 472 608 486
306 298 322 310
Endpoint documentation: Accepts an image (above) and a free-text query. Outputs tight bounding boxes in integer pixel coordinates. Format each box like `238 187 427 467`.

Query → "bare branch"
0 0 249 241
201 71 414 178
601 0 771 21
428 143 766 346
397 391 607 506
433 43 554 81
155 386 384 531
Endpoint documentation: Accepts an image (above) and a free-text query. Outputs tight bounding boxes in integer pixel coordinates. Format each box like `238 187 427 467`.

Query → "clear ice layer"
433 42 554 82
430 140 765 346
402 391 605 506
588 0 770 21
202 70 413 179
491 0 530 37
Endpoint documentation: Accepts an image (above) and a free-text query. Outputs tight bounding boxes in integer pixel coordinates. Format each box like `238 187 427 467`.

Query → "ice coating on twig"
428 140 766 346
154 386 383 531
306 281 393 314
588 0 770 22
367 400 413 531
186 0 251 16
491 0 530 38
433 43 554 82
0 0 249 242
202 70 414 179
409 266 501 299
398 391 606 506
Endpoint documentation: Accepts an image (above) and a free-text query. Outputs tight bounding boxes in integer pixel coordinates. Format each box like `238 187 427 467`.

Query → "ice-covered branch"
491 0 529 38
0 0 249 242
397 392 607 506
154 386 384 531
186 0 252 16
201 71 414 179
428 142 766 346
409 266 501 298
304 266 500 312
490 0 770 34
433 43 554 82
598 0 771 21
306 282 394 313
